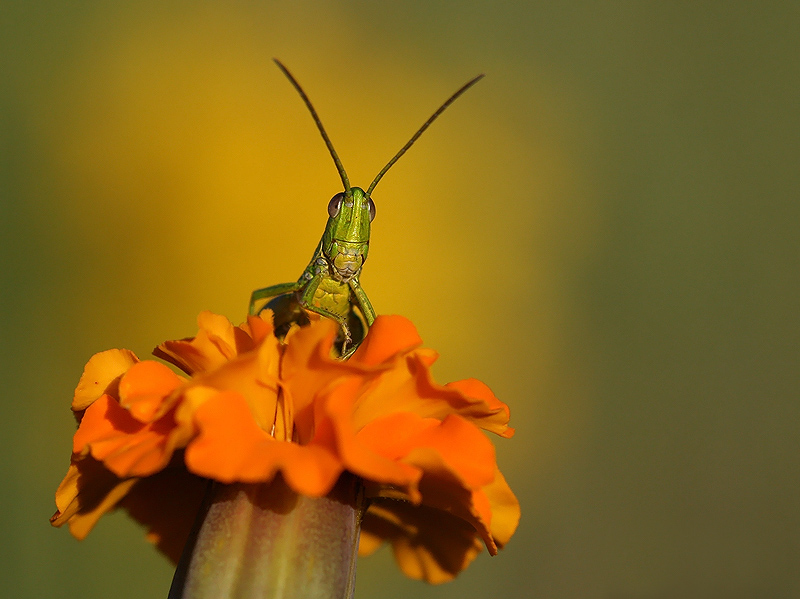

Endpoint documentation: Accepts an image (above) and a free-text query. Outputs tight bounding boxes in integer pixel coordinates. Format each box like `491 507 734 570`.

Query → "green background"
2 2 798 598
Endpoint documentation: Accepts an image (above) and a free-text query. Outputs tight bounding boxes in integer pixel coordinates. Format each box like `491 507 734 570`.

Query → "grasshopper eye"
328 193 344 218
367 198 376 222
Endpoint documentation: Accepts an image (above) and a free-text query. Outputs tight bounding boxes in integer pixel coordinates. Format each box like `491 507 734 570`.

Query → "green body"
249 187 376 352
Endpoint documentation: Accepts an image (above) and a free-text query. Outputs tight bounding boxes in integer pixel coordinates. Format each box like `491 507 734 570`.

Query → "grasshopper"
249 60 483 357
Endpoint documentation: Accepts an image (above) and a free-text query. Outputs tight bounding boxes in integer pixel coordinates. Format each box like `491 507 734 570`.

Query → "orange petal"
401 414 496 490
357 527 383 556
352 411 498 508
74 395 182 478
50 456 138 540
51 456 208 565
155 311 266 375
360 499 483 584
349 315 422 367
445 378 514 438
242 311 275 346
280 315 424 444
190 341 280 432
354 411 439 461
312 380 423 497
349 352 437 431
72 349 139 416
481 469 521 549
118 361 184 423
185 390 343 497
281 319 359 443
351 350 512 438
406 463 519 556
360 414 510 556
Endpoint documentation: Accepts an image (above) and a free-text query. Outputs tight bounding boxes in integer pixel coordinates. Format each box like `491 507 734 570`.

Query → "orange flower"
51 311 519 583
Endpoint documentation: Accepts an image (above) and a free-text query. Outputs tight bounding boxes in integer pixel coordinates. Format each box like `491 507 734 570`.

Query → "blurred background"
2 2 799 598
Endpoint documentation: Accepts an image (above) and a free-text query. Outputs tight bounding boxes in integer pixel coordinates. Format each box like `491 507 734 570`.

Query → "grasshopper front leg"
249 282 300 316
349 277 375 326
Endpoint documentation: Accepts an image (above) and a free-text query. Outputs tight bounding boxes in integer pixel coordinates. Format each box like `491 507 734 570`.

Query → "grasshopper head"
273 60 481 283
322 186 375 281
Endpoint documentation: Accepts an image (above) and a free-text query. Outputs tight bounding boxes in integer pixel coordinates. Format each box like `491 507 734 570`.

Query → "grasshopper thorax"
322 186 375 282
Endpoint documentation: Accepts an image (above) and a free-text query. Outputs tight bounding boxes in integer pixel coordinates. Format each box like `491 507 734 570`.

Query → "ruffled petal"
351 351 513 438
406 467 519 556
282 315 432 445
155 311 273 375
358 470 519 582
445 378 514 438
351 412 497 507
348 315 423 366
73 395 183 478
118 361 184 423
50 456 138 539
360 499 483 584
52 309 518 585
50 456 208 564
185 390 343 497
190 340 280 432
481 469 521 549
280 320 361 444
241 312 275 346
401 414 496 490
312 380 423 497
72 349 139 418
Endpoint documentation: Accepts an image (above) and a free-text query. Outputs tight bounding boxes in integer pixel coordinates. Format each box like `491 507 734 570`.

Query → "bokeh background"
2 2 799 598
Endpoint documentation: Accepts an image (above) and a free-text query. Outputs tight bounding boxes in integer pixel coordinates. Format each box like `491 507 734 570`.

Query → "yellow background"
2 2 798 598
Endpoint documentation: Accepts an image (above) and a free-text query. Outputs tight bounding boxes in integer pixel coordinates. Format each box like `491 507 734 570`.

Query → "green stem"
168 475 364 599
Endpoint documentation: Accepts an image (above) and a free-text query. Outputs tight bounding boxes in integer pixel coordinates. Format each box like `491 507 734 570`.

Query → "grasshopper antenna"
365 73 485 198
273 59 351 194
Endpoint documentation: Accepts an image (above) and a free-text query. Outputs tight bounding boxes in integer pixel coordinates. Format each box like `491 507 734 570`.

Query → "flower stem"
168 474 364 599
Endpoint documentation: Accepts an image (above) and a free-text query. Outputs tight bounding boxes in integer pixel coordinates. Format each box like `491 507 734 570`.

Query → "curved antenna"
273 59 351 193
366 73 485 198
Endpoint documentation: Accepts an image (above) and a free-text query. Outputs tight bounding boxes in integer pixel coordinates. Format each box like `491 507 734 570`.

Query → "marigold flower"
51 311 519 584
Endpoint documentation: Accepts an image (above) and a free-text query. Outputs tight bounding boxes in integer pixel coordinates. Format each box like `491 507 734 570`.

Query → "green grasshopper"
249 60 483 357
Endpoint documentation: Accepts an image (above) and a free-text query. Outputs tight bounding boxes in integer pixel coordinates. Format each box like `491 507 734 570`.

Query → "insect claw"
339 323 354 359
